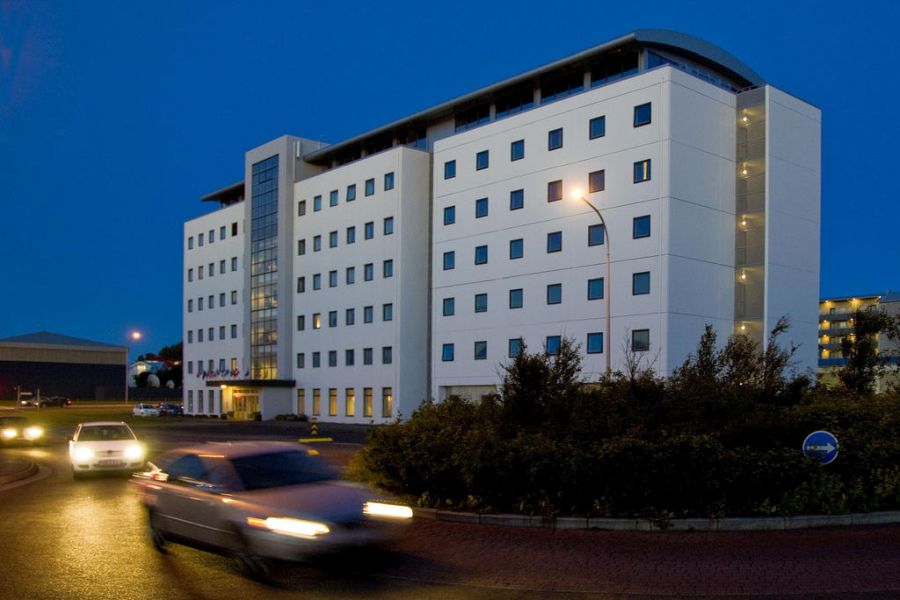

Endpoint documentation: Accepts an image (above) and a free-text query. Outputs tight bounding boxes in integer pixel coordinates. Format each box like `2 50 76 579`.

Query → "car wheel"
148 511 168 554
231 530 270 581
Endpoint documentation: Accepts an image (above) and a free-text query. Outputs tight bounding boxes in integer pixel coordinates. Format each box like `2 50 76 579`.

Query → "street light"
125 330 142 403
571 190 612 374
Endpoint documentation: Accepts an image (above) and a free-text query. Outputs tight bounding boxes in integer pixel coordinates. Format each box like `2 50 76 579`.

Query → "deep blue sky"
1 0 897 358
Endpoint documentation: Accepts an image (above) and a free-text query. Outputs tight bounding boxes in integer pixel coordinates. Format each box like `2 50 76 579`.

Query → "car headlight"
23 426 43 440
72 447 94 462
124 444 144 461
363 502 414 520
246 516 330 539
2 428 17 440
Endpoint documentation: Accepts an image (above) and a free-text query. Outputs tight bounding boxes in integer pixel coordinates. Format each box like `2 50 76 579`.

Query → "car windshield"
78 425 134 441
230 450 336 491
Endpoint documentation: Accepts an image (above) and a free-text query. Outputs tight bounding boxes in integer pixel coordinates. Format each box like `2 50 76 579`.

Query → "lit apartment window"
508 338 522 358
365 178 375 196
632 329 650 352
329 231 338 248
548 128 563 151
363 349 373 365
444 206 456 225
384 172 394 190
313 195 322 211
313 313 321 329
587 332 604 354
345 388 355 416
589 170 605 193
329 190 339 207
588 224 605 246
633 215 651 238
297 315 305 331
475 197 488 218
346 226 356 244
509 238 524 259
346 308 355 325
634 103 652 127
474 245 488 265
346 266 355 285
383 259 393 278
312 389 321 414
442 343 454 361
443 297 455 316
312 274 321 290
363 387 373 416
475 150 489 171
547 231 562 253
384 217 394 235
383 303 393 321
634 159 651 183
313 235 321 252
509 288 523 309
382 346 393 365
547 179 562 202
364 306 373 323
474 293 488 313
589 116 606 139
474 341 487 360
546 335 561 355
364 222 374 240
547 283 562 305
510 189 524 211
633 272 651 295
298 200 306 216
382 387 393 418
588 277 604 300
444 160 456 179
364 263 373 281
510 139 524 161
346 184 356 202
443 251 455 270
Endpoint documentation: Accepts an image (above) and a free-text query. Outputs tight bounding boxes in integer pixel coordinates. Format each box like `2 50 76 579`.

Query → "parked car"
69 421 145 478
133 441 413 579
0 416 45 445
133 403 160 417
156 402 184 417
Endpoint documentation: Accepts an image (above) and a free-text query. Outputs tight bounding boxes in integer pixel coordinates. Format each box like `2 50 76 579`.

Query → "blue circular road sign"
802 430 839 465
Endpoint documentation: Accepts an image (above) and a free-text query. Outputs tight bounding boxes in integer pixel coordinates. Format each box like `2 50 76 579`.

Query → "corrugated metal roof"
0 331 124 350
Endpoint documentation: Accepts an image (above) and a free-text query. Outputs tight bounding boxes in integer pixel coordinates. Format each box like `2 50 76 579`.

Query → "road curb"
413 508 900 532
0 460 39 487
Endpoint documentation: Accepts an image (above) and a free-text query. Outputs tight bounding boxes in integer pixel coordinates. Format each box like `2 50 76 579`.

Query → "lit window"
588 277 604 300
509 288 523 309
444 206 456 225
510 139 524 161
546 335 561 355
633 272 651 295
634 159 651 183
547 283 562 305
509 238 523 259
476 150 489 171
510 189 524 211
587 332 604 354
588 224 605 246
345 388 355 416
443 297 455 316
474 245 488 265
443 251 455 270
548 128 563 151
313 313 321 329
474 341 487 360
547 179 562 202
633 215 651 239
474 293 488 313
444 160 456 179
475 197 488 218
547 231 562 253
589 170 605 193
634 103 652 127
632 329 650 352
442 343 454 361
589 116 606 139
382 387 393 417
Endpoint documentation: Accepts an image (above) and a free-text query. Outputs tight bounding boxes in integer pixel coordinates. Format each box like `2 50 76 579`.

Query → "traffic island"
0 458 39 487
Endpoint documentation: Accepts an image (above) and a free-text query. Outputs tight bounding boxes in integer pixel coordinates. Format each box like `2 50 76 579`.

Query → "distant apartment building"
183 29 821 421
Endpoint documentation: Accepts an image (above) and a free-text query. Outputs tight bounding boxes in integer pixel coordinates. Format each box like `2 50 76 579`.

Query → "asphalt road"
1 421 899 599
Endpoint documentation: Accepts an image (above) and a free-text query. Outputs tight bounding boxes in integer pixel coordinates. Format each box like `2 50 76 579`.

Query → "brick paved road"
386 519 900 597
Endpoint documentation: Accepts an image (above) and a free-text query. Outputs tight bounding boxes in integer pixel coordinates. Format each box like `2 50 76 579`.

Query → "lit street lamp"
572 191 611 374
125 330 142 403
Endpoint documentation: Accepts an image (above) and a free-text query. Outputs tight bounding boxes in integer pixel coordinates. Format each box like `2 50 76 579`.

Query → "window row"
187 290 240 312
297 260 394 293
187 257 240 282
187 222 240 250
185 357 240 377
297 303 394 331
298 172 395 216
186 324 240 344
296 346 393 369
442 103 651 179
440 328 650 361
297 217 394 255
297 386 392 418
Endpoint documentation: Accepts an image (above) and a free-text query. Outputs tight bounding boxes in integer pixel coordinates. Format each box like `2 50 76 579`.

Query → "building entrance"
232 388 260 420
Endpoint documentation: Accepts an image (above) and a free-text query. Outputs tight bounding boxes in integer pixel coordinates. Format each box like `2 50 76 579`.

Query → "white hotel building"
183 30 820 421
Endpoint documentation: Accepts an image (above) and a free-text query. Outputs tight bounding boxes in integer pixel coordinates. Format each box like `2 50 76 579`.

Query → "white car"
69 421 146 478
133 403 160 417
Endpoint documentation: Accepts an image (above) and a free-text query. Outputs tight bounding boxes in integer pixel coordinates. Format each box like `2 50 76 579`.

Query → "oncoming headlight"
73 447 94 462
23 426 43 440
363 502 414 520
1 428 17 440
246 516 330 539
124 444 144 461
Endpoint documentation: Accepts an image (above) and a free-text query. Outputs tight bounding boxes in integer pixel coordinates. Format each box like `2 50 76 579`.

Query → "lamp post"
126 330 142 403
573 192 611 374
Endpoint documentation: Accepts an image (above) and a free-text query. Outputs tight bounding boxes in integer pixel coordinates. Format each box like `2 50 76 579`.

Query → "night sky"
1 0 897 359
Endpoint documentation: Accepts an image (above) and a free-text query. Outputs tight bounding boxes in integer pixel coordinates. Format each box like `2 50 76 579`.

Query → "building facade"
183 29 821 420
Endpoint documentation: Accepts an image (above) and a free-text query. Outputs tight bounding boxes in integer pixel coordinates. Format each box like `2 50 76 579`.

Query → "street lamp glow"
130 331 142 341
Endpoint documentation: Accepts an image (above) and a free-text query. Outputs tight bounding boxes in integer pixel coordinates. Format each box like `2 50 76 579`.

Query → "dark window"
382 303 393 321
346 184 356 202
443 297 455 316
548 128 563 151
232 222 238 236
634 103 652 127
384 260 395 279
328 270 337 288
345 349 354 366
384 172 395 190
633 272 651 295
365 178 375 196
632 329 650 352
589 116 606 139
346 226 356 244
474 293 488 313
328 351 337 367
364 263 373 281
474 341 487 360
589 169 605 193
384 216 394 235
588 277 604 300
297 353 305 368
298 239 306 255
346 266 355 284
364 221 374 239
634 159 651 183
633 215 651 238
363 306 373 323
510 189 524 210
297 277 305 293
547 283 562 305
509 238 524 259
442 343 455 362
444 160 456 179
328 311 337 327
363 348 373 365
345 308 355 325
329 230 338 248
329 190 339 207
509 288 523 309
474 245 488 265
382 346 393 364
510 139 525 161
298 200 306 216
495 88 534 119
312 352 321 368
476 150 489 171
588 224 605 246
587 332 604 354
313 195 322 211
508 338 523 358
540 71 583 104
475 197 488 218
546 335 561 355
443 251 455 270
547 179 563 202
444 206 456 225
547 231 562 253
297 315 305 331
313 235 321 252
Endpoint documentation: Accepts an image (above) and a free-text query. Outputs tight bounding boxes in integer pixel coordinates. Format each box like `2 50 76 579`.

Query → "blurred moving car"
133 403 160 417
133 441 413 578
156 402 184 417
69 421 145 478
38 396 71 408
0 416 45 445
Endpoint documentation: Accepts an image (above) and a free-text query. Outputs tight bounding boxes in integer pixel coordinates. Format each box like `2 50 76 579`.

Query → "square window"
589 169 605 193
313 195 322 211
313 235 322 252
312 352 321 368
328 311 337 328
443 297 455 316
346 266 355 285
548 128 563 151
364 263 374 281
444 206 456 225
509 238 524 259
329 230 338 248
588 277 604 300
474 245 488 265
509 288 523 309
329 270 337 288
588 224 605 246
328 351 337 367
634 159 651 183
633 215 651 238
346 226 356 244
632 329 650 352
589 116 606 139
546 335 561 355
297 315 305 331
384 216 394 235
383 303 393 321
384 172 394 190
363 348 373 365
346 184 356 202
364 221 374 239
508 338 522 358
474 293 488 313
383 259 393 278
443 251 455 270
547 231 562 253
365 178 375 196
510 189 524 211
382 346 393 364
633 271 651 295
475 197 488 218
312 274 321 290
444 160 456 179
547 179 563 202
345 308 355 325
363 306 373 323
510 139 524 161
634 102 652 127
476 150 489 171
587 332 604 354
329 189 339 207
345 349 355 366
441 343 454 362
474 341 487 360
298 239 306 255
547 283 562 305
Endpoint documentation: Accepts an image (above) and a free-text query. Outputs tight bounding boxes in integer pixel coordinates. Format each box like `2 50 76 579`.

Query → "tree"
838 307 900 395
